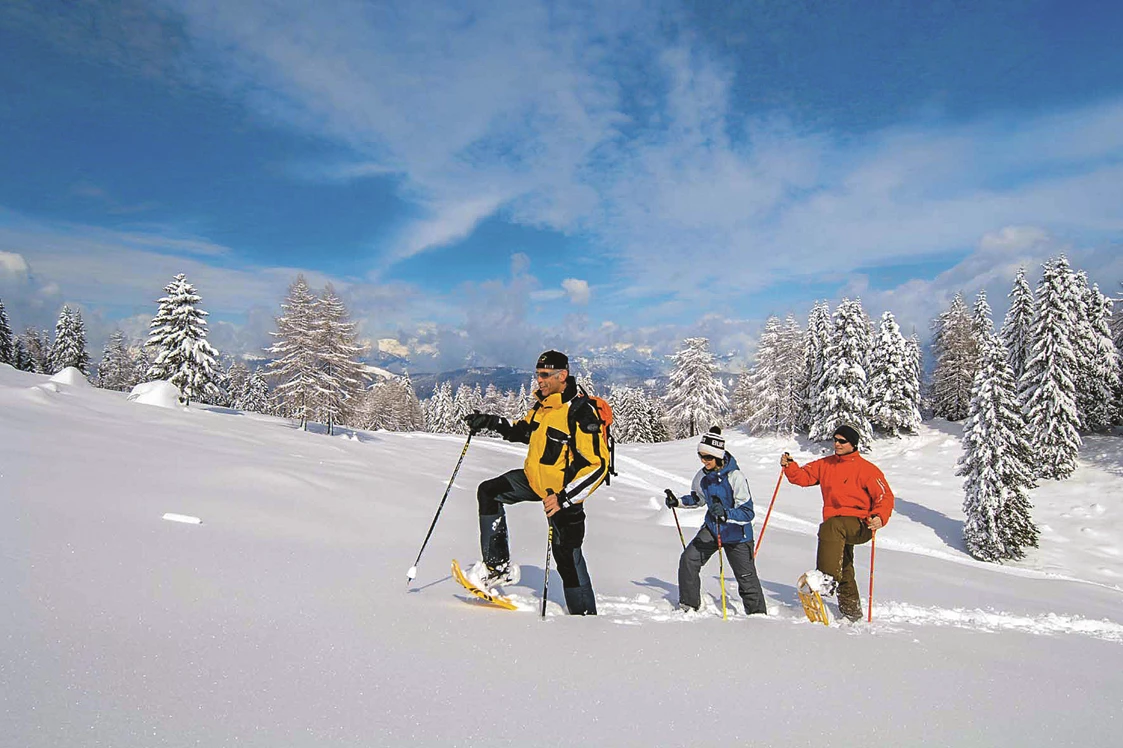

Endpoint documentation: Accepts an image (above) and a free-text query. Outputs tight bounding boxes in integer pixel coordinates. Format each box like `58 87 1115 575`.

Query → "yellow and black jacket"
502 378 607 507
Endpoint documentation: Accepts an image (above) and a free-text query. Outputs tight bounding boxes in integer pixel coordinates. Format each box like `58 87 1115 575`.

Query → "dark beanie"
834 424 860 447
536 350 569 370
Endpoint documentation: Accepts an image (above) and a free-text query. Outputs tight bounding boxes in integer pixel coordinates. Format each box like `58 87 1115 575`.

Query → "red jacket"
783 452 895 526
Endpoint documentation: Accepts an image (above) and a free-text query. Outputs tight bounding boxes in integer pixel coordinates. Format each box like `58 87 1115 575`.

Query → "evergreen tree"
20 327 50 373
452 383 483 434
49 305 90 374
957 338 1039 561
267 276 320 429
12 337 33 372
740 316 804 435
236 369 272 414
663 337 729 438
1074 282 1120 433
425 381 455 433
1021 256 1082 480
798 301 831 434
1001 267 1035 383
868 311 922 436
398 372 426 432
145 274 220 405
96 330 135 391
225 361 251 407
312 284 368 435
0 296 13 365
814 298 873 447
930 293 976 421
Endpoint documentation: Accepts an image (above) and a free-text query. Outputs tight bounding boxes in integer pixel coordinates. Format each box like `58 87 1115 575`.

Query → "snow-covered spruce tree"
740 315 804 435
957 338 1039 561
797 301 831 434
0 296 13 365
21 327 50 373
312 284 368 435
868 311 921 436
224 361 250 408
1074 282 1120 433
1021 256 1082 480
972 290 995 339
813 298 873 447
663 337 729 438
451 383 482 434
145 275 220 405
267 275 319 429
930 293 976 422
49 305 90 374
1001 267 1035 383
398 372 426 432
12 337 33 372
482 383 505 415
236 369 271 414
425 381 454 433
96 330 135 391
907 333 927 417
1113 283 1123 423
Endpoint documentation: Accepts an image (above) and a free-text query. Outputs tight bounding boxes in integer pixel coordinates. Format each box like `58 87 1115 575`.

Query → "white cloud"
0 250 30 277
562 278 590 305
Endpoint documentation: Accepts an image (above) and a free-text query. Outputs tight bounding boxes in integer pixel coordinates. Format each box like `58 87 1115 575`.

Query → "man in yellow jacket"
463 350 608 615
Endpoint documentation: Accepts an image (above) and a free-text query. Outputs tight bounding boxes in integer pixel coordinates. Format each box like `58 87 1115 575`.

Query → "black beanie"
834 424 860 447
536 350 569 370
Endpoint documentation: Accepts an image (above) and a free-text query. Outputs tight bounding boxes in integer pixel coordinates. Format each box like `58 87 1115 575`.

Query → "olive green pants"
816 516 873 619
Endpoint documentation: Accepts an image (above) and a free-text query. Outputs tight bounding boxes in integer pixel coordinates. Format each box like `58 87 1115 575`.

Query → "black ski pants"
678 527 767 615
477 468 596 615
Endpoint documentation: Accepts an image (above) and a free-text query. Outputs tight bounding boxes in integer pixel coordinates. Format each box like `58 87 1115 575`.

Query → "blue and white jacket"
678 452 756 546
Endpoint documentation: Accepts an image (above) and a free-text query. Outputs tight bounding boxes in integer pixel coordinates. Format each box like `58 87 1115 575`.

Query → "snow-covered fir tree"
907 333 926 417
957 338 1039 562
1001 267 1035 383
236 369 272 414
930 293 976 422
1021 256 1082 480
663 337 728 438
398 373 426 432
1113 283 1123 421
813 298 873 447
49 305 90 374
797 301 831 434
503 386 526 421
224 361 251 408
482 383 505 415
451 383 483 434
267 276 320 429
312 285 368 435
611 385 669 444
145 274 220 405
739 315 804 435
868 311 922 436
0 296 13 365
1073 282 1120 433
424 381 455 433
96 330 136 391
20 327 50 373
360 375 425 432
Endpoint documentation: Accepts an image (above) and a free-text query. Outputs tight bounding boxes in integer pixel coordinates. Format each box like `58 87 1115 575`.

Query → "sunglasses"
833 437 849 444
535 370 563 380
698 453 718 461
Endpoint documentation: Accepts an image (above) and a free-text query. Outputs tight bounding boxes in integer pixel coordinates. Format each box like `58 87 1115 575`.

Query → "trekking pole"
406 432 473 584
754 468 784 556
541 520 555 619
664 489 686 549
868 530 877 623
716 530 728 621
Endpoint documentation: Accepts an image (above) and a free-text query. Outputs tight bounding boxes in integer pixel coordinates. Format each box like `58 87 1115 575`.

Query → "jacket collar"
535 378 577 408
833 450 862 463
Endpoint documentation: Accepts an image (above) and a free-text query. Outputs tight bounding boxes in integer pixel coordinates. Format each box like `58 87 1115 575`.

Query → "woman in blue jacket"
665 428 768 615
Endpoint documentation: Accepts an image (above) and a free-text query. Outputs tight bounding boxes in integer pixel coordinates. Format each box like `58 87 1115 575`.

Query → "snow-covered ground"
2 363 1121 747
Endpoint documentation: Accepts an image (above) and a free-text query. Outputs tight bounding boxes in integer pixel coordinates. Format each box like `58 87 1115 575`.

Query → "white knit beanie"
698 427 725 459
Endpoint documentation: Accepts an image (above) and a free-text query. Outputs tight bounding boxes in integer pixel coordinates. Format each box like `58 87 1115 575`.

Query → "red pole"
867 531 877 623
754 468 784 556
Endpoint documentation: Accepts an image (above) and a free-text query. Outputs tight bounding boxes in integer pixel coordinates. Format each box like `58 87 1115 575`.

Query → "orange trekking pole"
868 531 877 623
754 468 784 556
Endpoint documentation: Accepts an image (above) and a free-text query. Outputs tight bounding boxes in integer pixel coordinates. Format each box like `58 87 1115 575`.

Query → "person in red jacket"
780 424 894 621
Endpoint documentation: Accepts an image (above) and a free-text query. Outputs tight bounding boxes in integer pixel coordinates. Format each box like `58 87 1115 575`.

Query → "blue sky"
1 0 1122 372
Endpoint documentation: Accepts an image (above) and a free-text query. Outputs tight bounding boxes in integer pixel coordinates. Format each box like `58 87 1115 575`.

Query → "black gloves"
708 502 728 524
464 412 504 435
664 489 679 508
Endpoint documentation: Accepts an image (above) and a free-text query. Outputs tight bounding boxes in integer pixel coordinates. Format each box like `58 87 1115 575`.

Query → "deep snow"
2 363 1121 747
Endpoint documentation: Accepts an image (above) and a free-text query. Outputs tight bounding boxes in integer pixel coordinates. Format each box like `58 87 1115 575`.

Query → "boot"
838 593 863 622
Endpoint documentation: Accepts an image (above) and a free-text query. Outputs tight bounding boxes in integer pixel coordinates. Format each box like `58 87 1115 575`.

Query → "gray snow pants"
678 527 767 615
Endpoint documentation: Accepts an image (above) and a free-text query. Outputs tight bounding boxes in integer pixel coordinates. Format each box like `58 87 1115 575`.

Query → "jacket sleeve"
502 410 534 444
680 471 705 506
559 406 606 506
862 464 895 525
783 458 822 487
725 470 755 525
